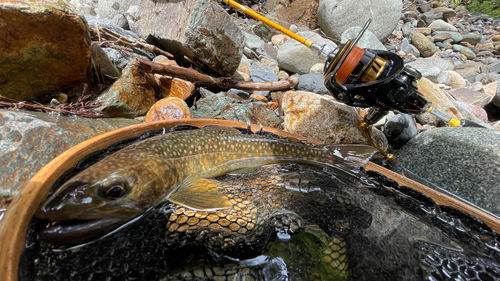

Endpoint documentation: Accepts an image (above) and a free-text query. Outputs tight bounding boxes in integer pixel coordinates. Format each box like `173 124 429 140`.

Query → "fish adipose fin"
168 177 232 210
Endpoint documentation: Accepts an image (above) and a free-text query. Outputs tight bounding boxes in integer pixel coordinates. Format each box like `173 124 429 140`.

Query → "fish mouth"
38 217 127 247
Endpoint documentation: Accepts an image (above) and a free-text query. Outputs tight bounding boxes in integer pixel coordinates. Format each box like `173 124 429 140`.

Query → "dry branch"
136 57 299 91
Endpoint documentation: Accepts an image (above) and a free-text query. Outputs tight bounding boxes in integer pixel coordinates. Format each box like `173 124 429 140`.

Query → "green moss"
467 0 500 18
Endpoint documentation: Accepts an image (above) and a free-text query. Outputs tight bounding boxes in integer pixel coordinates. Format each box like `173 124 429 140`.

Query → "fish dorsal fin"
168 177 232 210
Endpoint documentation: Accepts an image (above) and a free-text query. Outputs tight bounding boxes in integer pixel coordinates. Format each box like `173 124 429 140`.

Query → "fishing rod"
220 0 485 161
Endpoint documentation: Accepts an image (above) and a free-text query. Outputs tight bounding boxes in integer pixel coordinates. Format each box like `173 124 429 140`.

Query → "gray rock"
318 0 402 41
277 31 336 74
111 13 129 30
95 0 141 20
297 74 329 95
453 100 489 124
406 57 454 73
402 22 416 39
437 71 451 85
341 27 387 51
248 64 276 77
452 44 465 52
91 44 121 81
461 48 476 60
428 19 458 32
250 71 279 97
453 61 489 83
420 67 442 83
433 31 463 43
392 127 500 215
133 0 244 76
383 113 418 148
432 32 452 42
432 7 456 20
420 10 435 26
475 73 500 84
253 21 281 42
0 109 139 197
488 61 500 74
243 31 265 51
84 14 139 41
461 33 483 45
102 46 154 70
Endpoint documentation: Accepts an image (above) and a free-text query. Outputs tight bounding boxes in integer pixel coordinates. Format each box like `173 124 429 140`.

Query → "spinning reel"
220 0 484 161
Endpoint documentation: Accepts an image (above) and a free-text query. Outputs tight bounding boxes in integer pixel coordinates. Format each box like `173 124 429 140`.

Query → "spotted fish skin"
36 126 376 245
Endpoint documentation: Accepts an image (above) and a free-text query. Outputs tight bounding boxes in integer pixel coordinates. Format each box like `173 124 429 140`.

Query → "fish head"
35 157 172 246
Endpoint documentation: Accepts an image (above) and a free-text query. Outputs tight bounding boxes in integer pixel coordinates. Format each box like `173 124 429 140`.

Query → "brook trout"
36 126 376 245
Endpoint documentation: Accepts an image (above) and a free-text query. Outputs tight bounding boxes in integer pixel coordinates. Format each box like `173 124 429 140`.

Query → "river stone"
450 88 492 108
433 31 463 43
0 1 91 101
297 74 329 95
416 78 463 126
453 61 489 83
318 0 402 41
382 114 418 148
461 48 476 60
95 0 141 20
0 109 139 203
96 61 157 117
132 0 244 76
419 67 442 83
406 57 454 73
277 31 336 74
91 44 121 82
428 19 458 32
190 93 282 128
282 91 388 149
341 27 387 51
447 70 467 89
392 128 500 215
243 31 265 51
145 97 191 122
250 71 279 97
453 100 488 123
432 7 456 20
461 34 482 45
411 33 437 57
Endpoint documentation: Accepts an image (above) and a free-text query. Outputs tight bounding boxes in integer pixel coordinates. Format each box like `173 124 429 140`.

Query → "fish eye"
103 183 127 199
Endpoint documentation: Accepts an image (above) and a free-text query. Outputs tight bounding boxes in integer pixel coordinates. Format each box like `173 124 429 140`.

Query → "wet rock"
416 78 463 126
0 109 139 199
411 33 437 57
282 91 388 149
155 77 196 101
383 114 418 148
277 31 336 74
297 74 329 95
392 127 500 215
318 0 402 41
190 93 282 128
145 97 191 122
133 0 244 76
0 1 91 101
96 61 157 117
95 0 141 20
91 44 121 82
341 28 387 51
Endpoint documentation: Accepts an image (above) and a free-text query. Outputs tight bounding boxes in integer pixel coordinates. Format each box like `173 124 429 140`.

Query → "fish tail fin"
323 144 378 177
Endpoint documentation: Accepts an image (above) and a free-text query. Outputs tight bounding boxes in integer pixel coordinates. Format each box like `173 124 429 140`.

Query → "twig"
136 57 298 91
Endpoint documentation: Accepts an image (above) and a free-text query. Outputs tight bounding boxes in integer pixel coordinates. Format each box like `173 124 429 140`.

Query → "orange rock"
145 97 191 122
249 94 269 103
268 101 279 111
155 59 179 66
491 35 500 42
155 76 196 100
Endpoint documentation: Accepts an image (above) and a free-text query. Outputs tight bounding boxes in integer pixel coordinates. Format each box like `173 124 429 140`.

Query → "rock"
250 71 279 97
446 70 467 89
253 21 281 43
414 27 432 36
282 91 388 149
95 0 141 20
411 33 437 57
433 31 463 43
111 14 129 30
309 63 325 74
91 44 121 82
453 61 489 83
476 73 500 85
243 32 265 51
84 14 140 41
428 19 458 32
96 61 157 117
133 0 244 76
402 22 416 39
318 0 402 41
271 34 290 46
155 76 196 101
266 0 289 13
341 27 387 51
432 33 452 42
461 33 483 45
190 93 282 128
0 109 139 200
297 74 329 95
453 100 488 123
278 71 290 80
416 78 463 126
489 61 500 74
0 1 91 101
68 0 96 15
145 97 191 122
460 47 476 60
392 127 500 215
431 7 456 20
437 71 451 85
419 67 442 83
406 57 454 73
277 31 336 74
382 114 418 148
479 81 498 100
450 88 491 108
273 0 318 30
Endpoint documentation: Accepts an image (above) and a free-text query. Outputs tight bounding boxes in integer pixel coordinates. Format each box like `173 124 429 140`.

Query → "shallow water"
20 162 500 280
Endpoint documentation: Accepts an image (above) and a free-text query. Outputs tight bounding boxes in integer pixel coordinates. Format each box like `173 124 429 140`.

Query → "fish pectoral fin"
168 177 232 211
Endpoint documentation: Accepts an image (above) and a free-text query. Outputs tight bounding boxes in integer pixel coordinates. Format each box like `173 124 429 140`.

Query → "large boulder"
132 0 244 76
318 0 402 41
95 0 141 20
392 128 500 215
0 0 91 101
